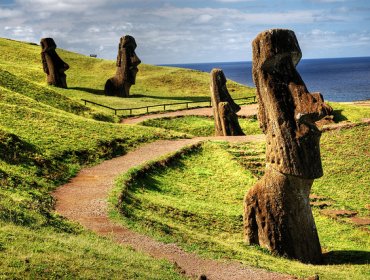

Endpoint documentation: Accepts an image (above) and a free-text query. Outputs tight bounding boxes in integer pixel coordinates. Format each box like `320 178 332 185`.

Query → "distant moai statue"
243 29 332 264
105 35 141 97
210 68 245 136
40 38 69 88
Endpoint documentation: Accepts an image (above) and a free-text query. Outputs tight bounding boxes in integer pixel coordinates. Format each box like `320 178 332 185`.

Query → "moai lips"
105 35 141 97
210 68 245 136
243 29 331 264
40 38 69 88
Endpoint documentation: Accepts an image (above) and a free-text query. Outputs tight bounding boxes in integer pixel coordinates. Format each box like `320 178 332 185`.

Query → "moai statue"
243 29 332 264
105 35 141 97
40 38 69 88
210 69 245 136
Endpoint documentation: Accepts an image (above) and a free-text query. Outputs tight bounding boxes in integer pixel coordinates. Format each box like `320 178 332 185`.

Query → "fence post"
147 107 149 113
186 102 189 109
84 100 87 105
114 109 117 115
164 105 166 111
130 109 132 115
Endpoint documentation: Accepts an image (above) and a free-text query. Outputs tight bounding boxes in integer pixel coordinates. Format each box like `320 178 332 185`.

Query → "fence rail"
82 96 256 116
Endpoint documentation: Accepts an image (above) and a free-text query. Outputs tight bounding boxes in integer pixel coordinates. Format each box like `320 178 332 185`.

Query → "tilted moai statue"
40 38 69 88
243 29 332 264
210 69 245 136
105 35 141 97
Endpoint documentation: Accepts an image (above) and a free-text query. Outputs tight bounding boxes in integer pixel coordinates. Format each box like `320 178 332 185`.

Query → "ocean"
163 57 370 102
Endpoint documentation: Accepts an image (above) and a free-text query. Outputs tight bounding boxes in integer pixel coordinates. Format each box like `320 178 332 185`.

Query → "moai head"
116 35 141 85
40 37 69 88
210 69 241 113
210 69 244 136
252 29 331 179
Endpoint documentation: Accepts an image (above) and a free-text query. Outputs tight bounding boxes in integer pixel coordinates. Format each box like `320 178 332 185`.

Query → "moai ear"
41 52 49 74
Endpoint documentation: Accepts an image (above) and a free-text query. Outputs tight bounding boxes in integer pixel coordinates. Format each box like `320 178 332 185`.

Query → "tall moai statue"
210 69 245 136
105 35 141 97
40 38 69 88
243 29 332 264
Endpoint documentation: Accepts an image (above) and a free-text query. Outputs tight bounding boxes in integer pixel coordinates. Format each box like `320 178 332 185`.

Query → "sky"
0 0 369 64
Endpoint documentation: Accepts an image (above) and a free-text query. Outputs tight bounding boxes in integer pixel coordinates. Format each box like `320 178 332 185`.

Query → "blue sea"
163 57 370 102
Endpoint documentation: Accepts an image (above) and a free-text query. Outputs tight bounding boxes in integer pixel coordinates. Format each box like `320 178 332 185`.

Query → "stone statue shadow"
69 87 105 95
332 109 348 122
323 250 370 265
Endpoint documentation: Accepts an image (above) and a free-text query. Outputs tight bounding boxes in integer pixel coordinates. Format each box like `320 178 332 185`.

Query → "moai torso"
40 38 69 88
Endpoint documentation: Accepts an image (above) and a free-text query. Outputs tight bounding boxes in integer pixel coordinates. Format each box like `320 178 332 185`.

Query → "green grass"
0 37 255 117
329 102 370 123
140 116 262 136
112 128 370 279
0 222 185 279
0 38 195 279
312 125 370 216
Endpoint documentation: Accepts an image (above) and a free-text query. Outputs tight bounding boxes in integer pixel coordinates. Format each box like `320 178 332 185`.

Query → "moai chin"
243 29 332 264
40 38 69 88
105 35 141 97
210 68 245 136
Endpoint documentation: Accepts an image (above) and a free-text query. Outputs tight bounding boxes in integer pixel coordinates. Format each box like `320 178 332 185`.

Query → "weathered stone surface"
105 35 141 97
210 69 244 136
243 29 331 264
40 38 69 88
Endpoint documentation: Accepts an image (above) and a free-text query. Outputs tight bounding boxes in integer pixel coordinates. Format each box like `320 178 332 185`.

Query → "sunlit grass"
112 128 370 279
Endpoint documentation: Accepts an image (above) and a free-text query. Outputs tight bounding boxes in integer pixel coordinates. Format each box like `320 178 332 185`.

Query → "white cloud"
0 8 22 18
0 1 368 63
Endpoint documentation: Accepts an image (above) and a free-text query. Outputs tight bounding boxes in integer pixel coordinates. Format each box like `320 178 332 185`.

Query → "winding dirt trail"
53 135 294 280
121 103 258 124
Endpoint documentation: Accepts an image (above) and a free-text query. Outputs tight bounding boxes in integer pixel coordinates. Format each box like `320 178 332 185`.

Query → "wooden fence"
82 96 256 116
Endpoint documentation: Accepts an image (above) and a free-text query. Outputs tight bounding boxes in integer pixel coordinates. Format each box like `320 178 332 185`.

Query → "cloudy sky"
0 0 369 64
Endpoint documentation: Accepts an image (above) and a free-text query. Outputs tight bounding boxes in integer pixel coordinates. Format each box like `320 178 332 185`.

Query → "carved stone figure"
243 29 332 264
105 35 141 97
210 69 245 136
40 38 69 88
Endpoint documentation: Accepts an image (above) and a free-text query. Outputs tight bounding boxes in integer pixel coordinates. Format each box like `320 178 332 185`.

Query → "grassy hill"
0 38 254 116
0 37 368 279
0 38 197 279
112 126 370 280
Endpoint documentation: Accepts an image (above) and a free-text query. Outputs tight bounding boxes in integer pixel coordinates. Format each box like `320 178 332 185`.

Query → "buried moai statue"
243 29 332 264
210 69 245 136
105 35 141 97
40 38 69 88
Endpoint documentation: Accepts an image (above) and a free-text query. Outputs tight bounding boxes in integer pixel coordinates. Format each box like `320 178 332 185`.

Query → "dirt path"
53 135 294 280
121 103 258 124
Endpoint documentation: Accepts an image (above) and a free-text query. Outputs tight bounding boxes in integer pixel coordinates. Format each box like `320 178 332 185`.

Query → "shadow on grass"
69 87 105 95
332 109 348 123
323 250 370 265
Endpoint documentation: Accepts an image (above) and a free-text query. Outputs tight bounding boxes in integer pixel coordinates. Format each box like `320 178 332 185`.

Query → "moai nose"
131 52 141 66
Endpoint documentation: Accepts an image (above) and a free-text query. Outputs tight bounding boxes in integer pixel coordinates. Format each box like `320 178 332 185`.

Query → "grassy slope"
0 39 192 278
113 126 370 279
0 38 254 116
141 116 262 136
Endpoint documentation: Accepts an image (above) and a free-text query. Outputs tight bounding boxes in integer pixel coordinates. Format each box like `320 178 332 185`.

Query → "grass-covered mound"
113 126 370 279
0 38 193 278
140 116 262 136
0 38 255 116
